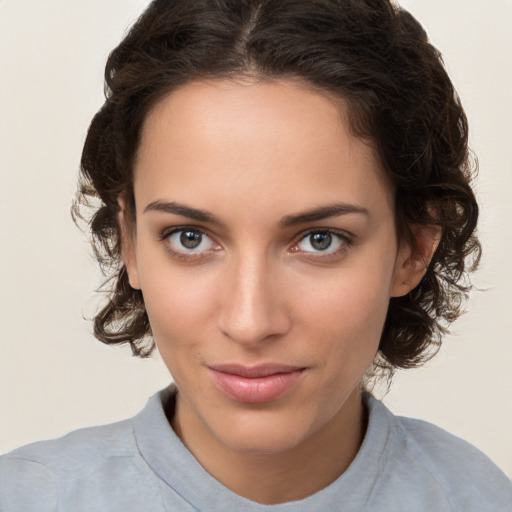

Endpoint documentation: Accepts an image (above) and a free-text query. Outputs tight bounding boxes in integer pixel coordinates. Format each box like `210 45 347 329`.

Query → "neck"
170 388 367 505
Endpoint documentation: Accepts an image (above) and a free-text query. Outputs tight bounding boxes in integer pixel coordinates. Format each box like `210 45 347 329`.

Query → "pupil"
311 233 331 250
180 230 201 249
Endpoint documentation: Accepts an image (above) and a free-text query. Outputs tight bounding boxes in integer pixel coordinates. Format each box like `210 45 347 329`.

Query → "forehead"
134 79 392 219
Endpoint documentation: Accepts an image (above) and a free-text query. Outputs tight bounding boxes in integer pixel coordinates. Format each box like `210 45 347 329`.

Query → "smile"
208 364 306 403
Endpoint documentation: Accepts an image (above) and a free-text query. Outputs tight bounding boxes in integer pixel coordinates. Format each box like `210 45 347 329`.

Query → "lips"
208 364 305 403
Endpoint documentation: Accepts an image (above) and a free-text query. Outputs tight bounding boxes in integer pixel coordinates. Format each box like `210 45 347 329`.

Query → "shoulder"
372 398 512 511
1 415 135 468
0 454 58 512
398 414 509 481
0 418 137 512
0 388 174 512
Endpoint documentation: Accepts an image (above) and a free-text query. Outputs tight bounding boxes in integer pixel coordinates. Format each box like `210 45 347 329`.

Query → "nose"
217 253 291 346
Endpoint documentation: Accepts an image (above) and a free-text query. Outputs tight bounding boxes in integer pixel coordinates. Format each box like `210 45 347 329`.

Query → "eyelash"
292 228 353 260
159 226 220 261
159 226 353 261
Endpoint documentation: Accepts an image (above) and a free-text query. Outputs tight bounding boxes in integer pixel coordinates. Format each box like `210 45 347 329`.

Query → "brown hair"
74 0 480 378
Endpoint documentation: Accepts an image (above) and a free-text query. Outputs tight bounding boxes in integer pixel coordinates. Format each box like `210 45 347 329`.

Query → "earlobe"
118 201 141 290
391 224 442 298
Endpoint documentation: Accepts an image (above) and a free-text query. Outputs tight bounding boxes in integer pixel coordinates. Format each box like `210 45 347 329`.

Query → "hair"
73 0 481 380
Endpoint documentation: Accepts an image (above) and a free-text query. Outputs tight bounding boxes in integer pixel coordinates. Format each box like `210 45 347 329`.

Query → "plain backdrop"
1 0 511 476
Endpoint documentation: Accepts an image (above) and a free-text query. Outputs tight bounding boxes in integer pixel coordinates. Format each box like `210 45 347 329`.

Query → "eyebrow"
144 200 224 225
143 200 369 227
279 203 369 227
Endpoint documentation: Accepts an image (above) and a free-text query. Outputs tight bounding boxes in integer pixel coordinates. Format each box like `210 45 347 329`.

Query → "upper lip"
208 364 305 378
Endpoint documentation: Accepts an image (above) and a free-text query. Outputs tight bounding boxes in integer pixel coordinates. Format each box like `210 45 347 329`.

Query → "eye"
294 229 350 254
164 227 218 255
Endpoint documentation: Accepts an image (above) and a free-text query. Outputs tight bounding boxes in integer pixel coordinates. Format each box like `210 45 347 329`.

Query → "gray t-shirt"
1 385 511 511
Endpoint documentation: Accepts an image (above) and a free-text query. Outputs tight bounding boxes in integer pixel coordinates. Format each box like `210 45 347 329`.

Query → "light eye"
296 230 346 253
166 228 217 253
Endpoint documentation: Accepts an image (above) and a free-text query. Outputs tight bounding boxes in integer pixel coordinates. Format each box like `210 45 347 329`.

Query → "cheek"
136 254 219 355
141 278 213 385
298 260 393 363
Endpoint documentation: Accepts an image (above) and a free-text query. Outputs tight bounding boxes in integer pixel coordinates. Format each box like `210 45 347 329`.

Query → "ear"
391 224 442 297
118 200 141 290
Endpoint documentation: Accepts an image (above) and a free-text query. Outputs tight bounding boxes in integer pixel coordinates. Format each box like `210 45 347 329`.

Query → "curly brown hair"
73 0 480 378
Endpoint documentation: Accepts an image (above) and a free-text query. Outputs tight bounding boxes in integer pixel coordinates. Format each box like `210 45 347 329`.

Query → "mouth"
207 364 306 403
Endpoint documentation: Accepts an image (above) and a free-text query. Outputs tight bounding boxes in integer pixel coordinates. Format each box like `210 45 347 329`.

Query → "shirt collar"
133 383 395 511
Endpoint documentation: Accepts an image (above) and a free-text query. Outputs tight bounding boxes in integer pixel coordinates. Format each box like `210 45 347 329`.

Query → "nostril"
218 298 291 346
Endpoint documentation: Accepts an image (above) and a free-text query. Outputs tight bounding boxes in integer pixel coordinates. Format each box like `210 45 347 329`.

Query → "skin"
121 78 436 504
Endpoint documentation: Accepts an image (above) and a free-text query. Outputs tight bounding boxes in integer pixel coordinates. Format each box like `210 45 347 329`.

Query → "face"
124 79 412 456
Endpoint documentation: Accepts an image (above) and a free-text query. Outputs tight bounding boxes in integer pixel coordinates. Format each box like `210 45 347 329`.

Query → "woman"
1 0 511 510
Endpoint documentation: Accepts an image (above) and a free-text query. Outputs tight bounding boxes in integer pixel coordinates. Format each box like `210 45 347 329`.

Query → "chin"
217 428 306 456
207 407 315 456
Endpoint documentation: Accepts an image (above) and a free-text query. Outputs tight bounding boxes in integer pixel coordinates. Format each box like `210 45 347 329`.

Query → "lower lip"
209 369 305 403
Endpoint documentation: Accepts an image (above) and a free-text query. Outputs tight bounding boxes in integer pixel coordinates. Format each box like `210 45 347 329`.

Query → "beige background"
1 0 511 476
